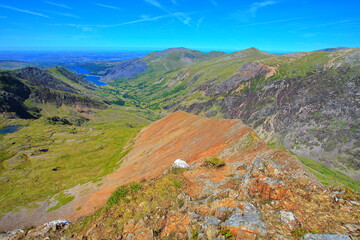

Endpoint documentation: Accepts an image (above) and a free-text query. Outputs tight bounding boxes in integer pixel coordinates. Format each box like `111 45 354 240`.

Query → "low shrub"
205 157 225 168
219 227 232 239
292 228 307 238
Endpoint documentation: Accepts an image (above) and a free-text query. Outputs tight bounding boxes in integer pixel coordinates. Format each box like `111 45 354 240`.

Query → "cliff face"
0 75 37 119
3 112 358 239
179 66 360 179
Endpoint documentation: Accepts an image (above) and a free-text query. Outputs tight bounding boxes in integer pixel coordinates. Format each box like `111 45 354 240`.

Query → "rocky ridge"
1 112 358 239
111 47 360 180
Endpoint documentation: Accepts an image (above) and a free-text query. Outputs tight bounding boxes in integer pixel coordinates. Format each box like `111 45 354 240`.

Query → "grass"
219 227 233 239
290 152 360 191
291 228 307 238
107 182 142 207
0 104 154 214
205 157 225 167
266 142 360 191
46 192 75 212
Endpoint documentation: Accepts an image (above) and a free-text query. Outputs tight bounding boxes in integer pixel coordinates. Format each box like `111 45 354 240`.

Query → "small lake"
70 66 106 86
85 75 106 86
0 125 27 134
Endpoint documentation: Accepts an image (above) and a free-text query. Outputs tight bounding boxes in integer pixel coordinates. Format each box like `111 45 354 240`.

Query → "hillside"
108 47 360 181
99 47 225 82
0 48 359 239
0 66 157 233
0 67 109 119
2 112 358 239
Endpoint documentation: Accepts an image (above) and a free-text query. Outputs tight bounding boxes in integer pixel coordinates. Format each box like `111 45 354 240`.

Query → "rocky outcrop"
11 67 78 94
211 62 273 95
0 75 37 118
32 87 106 109
3 112 358 239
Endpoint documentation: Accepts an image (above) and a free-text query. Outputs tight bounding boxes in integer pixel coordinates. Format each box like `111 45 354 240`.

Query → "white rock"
172 159 189 169
6 229 24 235
44 219 71 226
280 211 297 226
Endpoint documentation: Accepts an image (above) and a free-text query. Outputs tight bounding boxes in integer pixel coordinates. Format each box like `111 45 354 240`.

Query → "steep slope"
3 112 359 239
0 67 107 118
111 48 360 181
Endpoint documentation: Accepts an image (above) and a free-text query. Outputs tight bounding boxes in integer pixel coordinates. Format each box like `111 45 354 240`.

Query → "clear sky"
0 0 359 52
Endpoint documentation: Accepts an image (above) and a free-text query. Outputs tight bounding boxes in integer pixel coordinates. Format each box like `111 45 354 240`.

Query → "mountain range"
0 47 359 239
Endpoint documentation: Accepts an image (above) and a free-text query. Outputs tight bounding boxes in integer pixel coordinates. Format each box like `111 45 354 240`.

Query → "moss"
205 156 225 167
291 228 307 238
219 227 233 239
171 180 183 189
192 229 199 240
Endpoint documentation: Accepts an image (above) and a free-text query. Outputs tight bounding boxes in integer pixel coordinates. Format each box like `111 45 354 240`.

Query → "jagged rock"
0 229 24 240
279 211 298 229
203 216 221 239
303 234 352 240
172 159 190 169
221 202 267 237
44 219 71 227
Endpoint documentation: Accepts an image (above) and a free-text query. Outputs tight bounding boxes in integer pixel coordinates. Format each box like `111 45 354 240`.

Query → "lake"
86 75 106 86
0 125 27 134
70 66 106 86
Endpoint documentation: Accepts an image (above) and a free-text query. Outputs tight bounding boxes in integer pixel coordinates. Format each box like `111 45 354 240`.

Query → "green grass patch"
205 157 225 167
291 228 307 238
290 152 360 191
220 227 233 239
46 192 74 212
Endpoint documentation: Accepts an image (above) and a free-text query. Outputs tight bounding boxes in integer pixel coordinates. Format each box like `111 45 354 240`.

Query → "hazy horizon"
0 0 359 52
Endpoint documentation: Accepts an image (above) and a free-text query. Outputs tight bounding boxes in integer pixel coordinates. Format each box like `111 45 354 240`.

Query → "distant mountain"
0 60 57 70
313 47 349 52
99 47 225 82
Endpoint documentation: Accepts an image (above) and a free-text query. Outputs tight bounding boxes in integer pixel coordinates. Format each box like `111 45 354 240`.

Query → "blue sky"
0 0 359 52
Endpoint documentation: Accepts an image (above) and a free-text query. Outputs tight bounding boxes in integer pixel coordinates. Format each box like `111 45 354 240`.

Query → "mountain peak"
152 47 198 57
239 47 273 55
312 47 349 52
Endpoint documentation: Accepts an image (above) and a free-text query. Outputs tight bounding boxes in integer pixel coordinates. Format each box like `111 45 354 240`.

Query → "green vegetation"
219 227 233 239
205 157 225 167
107 182 142 207
266 141 360 191
192 229 199 240
0 104 154 214
290 152 360 191
46 192 75 212
291 228 307 238
68 171 187 238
